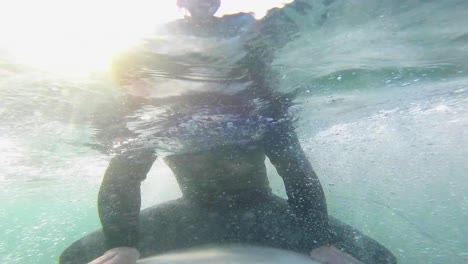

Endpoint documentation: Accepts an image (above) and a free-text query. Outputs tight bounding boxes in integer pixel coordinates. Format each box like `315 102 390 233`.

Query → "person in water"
61 1 396 263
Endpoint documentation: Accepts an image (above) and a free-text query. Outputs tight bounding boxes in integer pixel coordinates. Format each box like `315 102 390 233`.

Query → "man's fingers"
88 247 139 264
310 245 364 264
88 251 118 264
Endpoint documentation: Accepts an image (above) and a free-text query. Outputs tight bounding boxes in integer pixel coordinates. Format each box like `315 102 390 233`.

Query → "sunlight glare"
0 0 292 76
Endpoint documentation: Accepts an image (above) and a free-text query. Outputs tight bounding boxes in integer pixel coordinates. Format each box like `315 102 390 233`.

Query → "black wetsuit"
60 10 397 264
98 12 331 251
98 123 330 247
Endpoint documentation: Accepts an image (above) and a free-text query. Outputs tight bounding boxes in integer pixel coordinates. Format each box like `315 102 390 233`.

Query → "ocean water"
1 0 467 263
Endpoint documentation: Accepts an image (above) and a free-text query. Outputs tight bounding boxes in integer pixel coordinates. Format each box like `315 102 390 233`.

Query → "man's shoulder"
220 12 256 27
217 13 256 37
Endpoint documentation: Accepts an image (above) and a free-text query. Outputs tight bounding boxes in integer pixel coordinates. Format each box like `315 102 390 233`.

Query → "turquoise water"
1 0 467 263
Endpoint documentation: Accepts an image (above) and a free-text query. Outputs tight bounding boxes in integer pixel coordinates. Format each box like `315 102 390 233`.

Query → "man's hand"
89 247 140 264
310 245 364 264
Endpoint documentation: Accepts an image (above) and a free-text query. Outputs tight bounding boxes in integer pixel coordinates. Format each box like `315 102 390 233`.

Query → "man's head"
177 0 221 19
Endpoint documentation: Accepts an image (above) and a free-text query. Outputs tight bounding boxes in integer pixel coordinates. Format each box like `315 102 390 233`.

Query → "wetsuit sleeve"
98 150 156 249
263 122 331 244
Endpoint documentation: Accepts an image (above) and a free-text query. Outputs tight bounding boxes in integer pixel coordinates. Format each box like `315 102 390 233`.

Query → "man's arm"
98 150 157 250
263 122 330 244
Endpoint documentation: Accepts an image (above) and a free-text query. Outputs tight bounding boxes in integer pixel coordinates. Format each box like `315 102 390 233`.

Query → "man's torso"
110 13 279 156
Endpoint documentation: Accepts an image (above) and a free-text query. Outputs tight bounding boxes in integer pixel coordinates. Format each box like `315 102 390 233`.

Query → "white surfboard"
137 245 320 264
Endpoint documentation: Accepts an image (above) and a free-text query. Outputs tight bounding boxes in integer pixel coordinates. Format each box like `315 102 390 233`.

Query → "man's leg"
60 195 396 264
59 199 188 264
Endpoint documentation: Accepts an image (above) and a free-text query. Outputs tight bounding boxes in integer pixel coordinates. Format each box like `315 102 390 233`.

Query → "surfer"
94 0 331 262
64 1 394 263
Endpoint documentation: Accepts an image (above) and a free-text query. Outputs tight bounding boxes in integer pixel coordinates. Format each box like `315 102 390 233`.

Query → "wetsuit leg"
60 195 396 264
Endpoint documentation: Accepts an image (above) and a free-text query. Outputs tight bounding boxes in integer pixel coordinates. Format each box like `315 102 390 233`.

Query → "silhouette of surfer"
61 1 396 263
